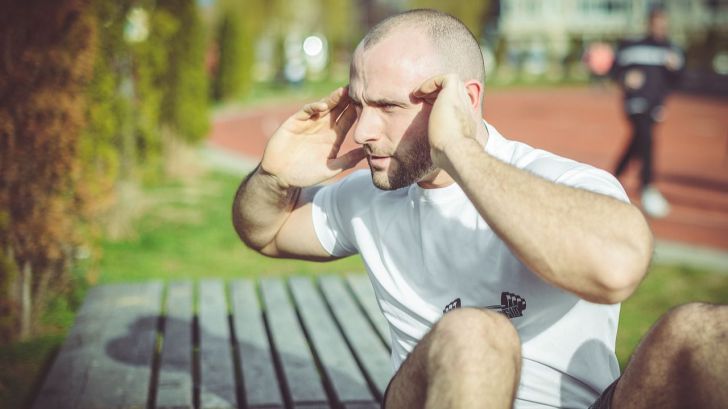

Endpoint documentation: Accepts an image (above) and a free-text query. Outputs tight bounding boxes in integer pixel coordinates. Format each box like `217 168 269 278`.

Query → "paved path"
208 87 728 252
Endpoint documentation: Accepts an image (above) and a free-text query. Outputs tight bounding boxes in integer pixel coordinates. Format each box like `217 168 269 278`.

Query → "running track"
209 87 728 251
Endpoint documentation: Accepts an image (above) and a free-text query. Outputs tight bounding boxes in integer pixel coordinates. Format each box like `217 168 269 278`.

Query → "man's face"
649 12 668 40
348 29 440 190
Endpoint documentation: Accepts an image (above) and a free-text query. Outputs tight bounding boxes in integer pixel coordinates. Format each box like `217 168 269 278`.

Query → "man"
611 7 684 218
233 9 727 409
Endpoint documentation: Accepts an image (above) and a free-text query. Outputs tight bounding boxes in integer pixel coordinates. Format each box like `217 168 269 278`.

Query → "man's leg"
614 115 641 178
384 308 521 409
633 113 654 189
611 303 728 408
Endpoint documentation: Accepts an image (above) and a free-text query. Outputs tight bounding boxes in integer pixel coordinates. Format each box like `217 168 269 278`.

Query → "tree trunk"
20 260 31 340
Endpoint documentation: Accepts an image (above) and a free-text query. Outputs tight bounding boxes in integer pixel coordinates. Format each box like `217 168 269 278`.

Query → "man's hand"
413 74 478 169
260 87 366 188
665 50 682 71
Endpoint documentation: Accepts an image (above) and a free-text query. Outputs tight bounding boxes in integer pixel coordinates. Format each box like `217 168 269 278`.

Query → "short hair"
359 9 485 87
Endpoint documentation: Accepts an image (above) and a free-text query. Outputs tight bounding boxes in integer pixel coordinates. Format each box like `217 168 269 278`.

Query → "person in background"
611 6 684 218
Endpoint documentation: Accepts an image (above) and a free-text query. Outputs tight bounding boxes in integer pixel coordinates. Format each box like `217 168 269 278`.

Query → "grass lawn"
2 168 727 409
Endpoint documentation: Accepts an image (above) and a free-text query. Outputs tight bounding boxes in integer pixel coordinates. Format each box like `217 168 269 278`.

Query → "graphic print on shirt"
443 292 527 319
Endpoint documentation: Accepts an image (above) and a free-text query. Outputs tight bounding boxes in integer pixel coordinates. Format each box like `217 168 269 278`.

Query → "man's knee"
428 308 521 363
650 302 727 355
659 302 723 336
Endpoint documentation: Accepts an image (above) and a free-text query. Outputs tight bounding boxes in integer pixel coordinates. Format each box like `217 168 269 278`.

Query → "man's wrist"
437 137 484 175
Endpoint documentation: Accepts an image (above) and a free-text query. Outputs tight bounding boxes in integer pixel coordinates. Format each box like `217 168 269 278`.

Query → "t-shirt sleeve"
555 165 630 203
311 172 365 257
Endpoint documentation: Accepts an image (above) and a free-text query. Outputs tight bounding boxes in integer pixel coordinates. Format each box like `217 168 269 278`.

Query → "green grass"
2 168 727 409
94 171 365 283
616 263 728 368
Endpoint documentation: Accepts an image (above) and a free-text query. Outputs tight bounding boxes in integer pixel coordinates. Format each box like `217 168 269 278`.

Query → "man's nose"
352 107 381 146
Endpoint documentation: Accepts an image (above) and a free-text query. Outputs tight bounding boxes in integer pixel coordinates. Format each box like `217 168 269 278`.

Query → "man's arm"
231 87 365 260
416 75 653 304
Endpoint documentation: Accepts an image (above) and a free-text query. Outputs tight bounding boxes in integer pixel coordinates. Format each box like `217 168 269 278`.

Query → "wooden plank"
77 282 163 409
259 278 329 409
31 284 121 409
198 279 237 409
230 279 284 409
319 276 392 399
346 275 390 345
33 282 164 409
156 281 194 409
289 277 375 407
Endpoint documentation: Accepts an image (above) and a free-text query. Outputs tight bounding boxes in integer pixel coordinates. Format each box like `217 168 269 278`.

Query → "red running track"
209 87 728 251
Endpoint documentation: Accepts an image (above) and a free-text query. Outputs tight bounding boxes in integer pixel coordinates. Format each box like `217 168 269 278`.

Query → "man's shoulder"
488 125 582 177
490 125 626 198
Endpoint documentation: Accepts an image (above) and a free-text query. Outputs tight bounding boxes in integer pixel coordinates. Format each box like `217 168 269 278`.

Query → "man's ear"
464 80 484 113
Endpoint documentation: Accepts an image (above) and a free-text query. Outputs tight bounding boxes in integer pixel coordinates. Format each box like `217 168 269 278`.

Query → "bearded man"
233 9 727 409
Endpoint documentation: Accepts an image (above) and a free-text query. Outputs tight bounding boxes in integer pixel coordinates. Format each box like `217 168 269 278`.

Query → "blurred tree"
0 0 96 342
322 0 360 77
212 0 248 101
76 0 127 216
407 0 491 40
128 6 177 176
157 0 210 142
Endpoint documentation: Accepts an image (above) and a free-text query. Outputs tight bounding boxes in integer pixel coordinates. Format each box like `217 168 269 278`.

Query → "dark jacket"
610 36 684 115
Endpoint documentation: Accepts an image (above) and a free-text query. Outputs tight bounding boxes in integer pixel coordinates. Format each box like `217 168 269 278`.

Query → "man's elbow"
593 227 654 304
232 215 276 256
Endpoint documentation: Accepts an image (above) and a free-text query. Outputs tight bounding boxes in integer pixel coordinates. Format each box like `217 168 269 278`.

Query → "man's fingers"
413 75 446 97
298 86 349 119
413 74 460 101
302 101 328 116
334 104 357 137
328 147 366 172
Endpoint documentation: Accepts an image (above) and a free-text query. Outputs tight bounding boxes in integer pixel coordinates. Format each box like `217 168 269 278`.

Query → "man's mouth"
368 155 391 169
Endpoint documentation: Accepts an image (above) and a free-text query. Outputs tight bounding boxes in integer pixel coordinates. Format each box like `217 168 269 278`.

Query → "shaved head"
347 9 487 190
358 9 485 90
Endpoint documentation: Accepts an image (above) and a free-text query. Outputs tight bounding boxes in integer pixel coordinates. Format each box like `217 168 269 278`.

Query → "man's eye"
381 104 398 112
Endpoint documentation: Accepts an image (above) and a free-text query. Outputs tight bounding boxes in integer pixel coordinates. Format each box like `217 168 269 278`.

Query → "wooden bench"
32 275 392 409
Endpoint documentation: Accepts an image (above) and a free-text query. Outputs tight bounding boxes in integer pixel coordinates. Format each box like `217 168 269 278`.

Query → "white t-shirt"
312 122 626 408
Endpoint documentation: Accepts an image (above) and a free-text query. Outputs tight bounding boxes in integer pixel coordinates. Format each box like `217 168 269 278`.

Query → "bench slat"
289 277 375 405
32 285 121 409
156 281 194 409
79 282 162 409
346 275 390 345
260 278 329 408
33 275 387 409
319 276 392 399
41 282 162 409
230 279 284 409
198 279 237 409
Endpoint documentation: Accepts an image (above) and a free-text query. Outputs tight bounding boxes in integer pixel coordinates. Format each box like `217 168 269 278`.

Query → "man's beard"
369 138 436 190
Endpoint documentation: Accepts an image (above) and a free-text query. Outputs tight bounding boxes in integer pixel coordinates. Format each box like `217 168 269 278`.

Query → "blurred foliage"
322 0 360 76
0 0 211 344
212 2 246 100
158 0 210 142
212 0 261 101
0 0 97 343
130 6 178 177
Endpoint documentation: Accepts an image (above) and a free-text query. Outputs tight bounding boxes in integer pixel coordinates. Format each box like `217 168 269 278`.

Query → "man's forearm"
232 165 301 251
441 139 653 304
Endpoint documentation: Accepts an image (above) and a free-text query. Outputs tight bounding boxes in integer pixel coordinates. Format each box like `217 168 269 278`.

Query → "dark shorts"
381 377 620 409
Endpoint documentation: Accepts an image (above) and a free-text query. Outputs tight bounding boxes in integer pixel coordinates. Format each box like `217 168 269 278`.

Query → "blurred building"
494 0 728 92
500 0 728 43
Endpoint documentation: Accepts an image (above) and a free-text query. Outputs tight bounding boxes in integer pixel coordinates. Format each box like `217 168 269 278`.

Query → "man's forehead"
349 28 439 101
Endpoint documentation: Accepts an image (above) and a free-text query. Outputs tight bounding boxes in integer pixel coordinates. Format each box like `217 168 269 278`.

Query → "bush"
158 0 210 143
0 0 97 342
